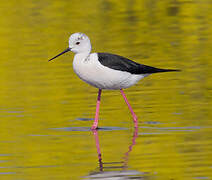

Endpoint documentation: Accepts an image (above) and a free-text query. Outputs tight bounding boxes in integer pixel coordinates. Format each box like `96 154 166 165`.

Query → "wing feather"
98 53 179 74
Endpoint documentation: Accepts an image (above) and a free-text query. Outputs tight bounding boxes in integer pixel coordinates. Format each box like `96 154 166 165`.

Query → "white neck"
76 50 90 58
73 51 92 80
73 51 91 65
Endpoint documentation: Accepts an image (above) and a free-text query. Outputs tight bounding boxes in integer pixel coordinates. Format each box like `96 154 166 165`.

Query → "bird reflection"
83 127 146 179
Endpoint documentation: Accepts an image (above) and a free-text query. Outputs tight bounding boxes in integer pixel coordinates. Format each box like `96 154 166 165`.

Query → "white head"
69 32 91 54
48 32 91 62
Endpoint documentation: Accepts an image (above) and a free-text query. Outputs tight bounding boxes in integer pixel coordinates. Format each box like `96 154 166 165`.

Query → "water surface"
0 0 212 179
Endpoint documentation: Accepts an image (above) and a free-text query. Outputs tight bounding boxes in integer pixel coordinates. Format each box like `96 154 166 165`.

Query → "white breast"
73 53 146 90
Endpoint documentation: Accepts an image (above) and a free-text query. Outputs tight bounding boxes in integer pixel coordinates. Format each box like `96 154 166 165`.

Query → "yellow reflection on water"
0 0 212 179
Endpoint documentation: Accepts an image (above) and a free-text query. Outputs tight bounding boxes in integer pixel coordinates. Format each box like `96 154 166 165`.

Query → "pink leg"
120 89 138 128
91 89 102 130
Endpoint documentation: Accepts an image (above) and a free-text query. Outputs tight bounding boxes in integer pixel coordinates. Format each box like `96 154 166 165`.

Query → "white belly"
73 53 147 90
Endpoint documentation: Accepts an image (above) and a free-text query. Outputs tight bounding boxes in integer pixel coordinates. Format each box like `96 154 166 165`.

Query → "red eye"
76 42 80 45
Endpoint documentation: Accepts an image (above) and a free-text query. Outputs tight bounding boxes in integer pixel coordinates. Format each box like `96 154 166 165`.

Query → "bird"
48 32 180 130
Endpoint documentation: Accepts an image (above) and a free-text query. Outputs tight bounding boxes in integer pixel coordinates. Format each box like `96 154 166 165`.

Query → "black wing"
98 53 179 74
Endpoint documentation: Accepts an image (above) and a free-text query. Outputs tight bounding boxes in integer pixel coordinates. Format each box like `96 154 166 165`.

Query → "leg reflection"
123 127 138 169
92 130 103 171
85 127 143 179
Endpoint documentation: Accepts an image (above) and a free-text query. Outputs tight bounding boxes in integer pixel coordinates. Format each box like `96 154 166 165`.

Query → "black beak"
48 48 71 62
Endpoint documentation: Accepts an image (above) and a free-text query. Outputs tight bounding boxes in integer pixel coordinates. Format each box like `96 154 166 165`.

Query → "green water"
0 0 212 179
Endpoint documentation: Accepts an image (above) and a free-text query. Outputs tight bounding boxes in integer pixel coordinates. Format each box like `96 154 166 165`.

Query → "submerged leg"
120 89 138 128
91 89 102 130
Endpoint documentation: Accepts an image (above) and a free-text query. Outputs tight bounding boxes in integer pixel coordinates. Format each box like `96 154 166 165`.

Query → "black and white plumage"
49 32 179 90
48 32 180 129
98 53 178 74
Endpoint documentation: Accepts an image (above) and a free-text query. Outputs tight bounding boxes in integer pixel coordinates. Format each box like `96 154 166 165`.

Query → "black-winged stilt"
49 32 179 130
